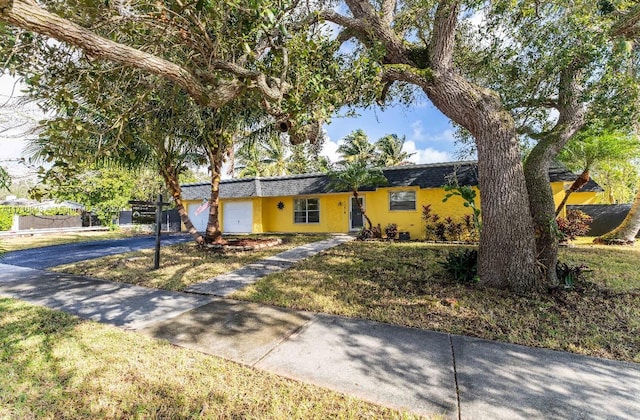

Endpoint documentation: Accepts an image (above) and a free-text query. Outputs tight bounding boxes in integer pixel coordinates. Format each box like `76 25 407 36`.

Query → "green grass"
52 234 331 291
0 297 418 419
559 240 640 292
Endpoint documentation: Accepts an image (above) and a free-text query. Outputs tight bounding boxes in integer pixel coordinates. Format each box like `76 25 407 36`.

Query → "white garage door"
223 201 253 233
187 203 209 233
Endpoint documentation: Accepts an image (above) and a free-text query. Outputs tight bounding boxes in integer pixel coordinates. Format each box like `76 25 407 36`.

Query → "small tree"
375 134 415 167
556 131 640 216
327 161 387 230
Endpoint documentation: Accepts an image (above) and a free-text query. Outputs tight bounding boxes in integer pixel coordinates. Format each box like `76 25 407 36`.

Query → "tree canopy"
2 0 640 291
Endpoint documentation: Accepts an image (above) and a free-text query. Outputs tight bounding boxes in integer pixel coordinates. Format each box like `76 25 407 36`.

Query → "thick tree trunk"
524 141 561 286
420 75 541 293
595 187 640 244
474 128 541 293
161 166 204 244
379 2 542 293
555 169 590 217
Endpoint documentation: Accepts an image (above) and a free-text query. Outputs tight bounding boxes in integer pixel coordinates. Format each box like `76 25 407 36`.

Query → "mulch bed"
203 237 282 252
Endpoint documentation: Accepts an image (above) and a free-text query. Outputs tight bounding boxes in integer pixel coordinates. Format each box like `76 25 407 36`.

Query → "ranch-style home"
181 161 601 240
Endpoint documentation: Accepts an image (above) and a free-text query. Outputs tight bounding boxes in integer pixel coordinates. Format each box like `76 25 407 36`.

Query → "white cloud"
426 129 456 143
404 140 451 164
410 120 424 142
321 136 342 163
409 121 456 144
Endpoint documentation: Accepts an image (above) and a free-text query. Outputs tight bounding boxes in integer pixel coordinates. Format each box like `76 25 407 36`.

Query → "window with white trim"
389 191 416 211
294 198 320 223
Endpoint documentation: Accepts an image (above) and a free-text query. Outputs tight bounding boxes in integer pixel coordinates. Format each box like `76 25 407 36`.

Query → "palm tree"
556 130 640 216
234 140 266 178
337 129 377 164
375 134 415 167
328 160 387 229
262 135 290 176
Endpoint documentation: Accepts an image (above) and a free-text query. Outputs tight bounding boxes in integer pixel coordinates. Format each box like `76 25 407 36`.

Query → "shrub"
556 209 592 241
422 204 479 242
0 211 13 230
555 261 590 289
384 223 398 239
440 249 478 284
357 227 374 240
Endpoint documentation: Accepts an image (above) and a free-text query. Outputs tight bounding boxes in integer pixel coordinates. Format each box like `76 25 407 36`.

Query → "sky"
0 74 461 174
321 100 457 165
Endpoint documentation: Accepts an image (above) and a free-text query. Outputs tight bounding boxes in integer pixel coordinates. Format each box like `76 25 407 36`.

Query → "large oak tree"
3 0 637 292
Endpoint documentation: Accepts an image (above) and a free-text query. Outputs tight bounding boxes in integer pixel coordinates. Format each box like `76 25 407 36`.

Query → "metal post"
154 194 162 270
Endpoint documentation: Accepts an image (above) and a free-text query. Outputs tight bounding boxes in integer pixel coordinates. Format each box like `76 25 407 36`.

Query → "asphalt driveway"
0 233 192 269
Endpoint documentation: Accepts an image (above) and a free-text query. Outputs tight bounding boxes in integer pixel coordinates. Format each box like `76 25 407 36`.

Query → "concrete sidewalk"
1 240 639 418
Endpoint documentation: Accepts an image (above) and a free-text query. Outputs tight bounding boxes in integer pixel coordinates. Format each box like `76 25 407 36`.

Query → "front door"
350 196 364 230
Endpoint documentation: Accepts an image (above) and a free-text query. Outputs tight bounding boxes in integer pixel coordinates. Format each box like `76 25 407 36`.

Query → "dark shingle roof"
181 160 602 199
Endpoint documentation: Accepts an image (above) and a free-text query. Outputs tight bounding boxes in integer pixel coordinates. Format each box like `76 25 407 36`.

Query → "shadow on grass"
0 298 219 418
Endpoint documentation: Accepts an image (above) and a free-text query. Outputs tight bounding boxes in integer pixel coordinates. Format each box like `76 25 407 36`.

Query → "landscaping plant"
556 209 593 242
384 223 398 239
555 261 590 289
440 249 478 284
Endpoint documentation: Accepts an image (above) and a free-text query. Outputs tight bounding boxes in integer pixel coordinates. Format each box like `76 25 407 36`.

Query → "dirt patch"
203 237 283 252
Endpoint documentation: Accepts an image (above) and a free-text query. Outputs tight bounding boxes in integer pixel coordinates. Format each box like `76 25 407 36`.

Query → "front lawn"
232 241 640 363
0 298 414 419
52 234 330 291
51 236 640 363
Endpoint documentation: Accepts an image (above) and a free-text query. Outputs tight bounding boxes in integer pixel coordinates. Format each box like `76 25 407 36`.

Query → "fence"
14 215 82 230
118 209 181 232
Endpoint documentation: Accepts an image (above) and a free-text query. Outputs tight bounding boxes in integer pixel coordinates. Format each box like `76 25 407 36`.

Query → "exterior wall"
359 186 480 240
184 181 599 237
261 194 350 233
551 181 598 217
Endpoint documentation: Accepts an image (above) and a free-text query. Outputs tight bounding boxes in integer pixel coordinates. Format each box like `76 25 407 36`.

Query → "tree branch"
611 4 640 39
0 0 288 109
380 0 397 25
429 0 460 71
319 10 370 35
1 0 222 104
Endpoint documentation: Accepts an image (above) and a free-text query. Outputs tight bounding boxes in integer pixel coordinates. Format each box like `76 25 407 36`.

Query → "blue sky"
321 98 460 165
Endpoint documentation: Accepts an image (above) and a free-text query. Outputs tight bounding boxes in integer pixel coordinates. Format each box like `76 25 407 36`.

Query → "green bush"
422 204 479 242
0 211 13 230
440 249 478 284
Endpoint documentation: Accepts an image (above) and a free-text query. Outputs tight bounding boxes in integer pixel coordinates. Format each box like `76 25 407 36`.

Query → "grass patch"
52 234 330 291
1 230 138 252
0 297 417 419
232 241 640 363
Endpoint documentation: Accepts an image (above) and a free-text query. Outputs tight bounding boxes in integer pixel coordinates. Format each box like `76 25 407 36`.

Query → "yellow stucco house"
181 161 601 239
